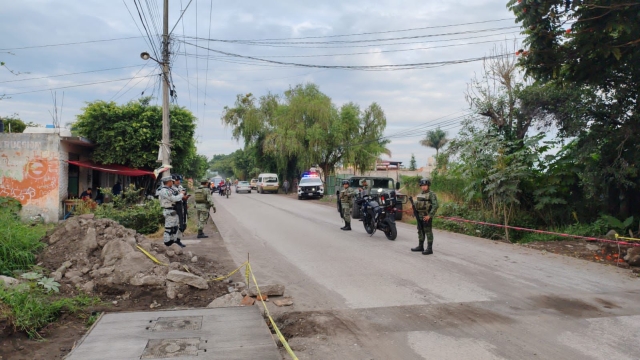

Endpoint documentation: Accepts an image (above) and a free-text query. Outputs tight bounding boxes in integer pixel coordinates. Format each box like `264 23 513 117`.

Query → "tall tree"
74 98 199 176
508 0 640 218
409 154 417 171
420 127 448 163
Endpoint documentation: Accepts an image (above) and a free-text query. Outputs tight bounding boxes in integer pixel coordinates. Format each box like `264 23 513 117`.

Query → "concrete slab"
65 306 280 360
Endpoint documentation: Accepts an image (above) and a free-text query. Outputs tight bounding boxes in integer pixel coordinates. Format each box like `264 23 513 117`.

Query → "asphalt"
213 191 640 360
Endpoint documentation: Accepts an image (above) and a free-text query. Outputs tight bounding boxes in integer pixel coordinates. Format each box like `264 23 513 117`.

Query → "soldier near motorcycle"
358 179 371 221
411 179 439 255
339 179 356 231
194 178 216 238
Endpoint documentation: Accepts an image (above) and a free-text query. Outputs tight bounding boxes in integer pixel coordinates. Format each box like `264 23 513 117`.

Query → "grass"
0 210 50 276
0 285 100 338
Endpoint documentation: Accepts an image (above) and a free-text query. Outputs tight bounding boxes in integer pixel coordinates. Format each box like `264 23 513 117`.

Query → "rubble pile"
40 216 211 299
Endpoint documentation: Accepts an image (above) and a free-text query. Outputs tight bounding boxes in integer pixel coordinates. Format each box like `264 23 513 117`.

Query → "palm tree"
420 128 448 166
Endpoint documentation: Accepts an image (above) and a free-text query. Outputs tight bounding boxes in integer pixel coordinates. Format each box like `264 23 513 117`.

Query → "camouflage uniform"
415 190 439 245
159 181 185 246
194 179 216 238
340 186 356 224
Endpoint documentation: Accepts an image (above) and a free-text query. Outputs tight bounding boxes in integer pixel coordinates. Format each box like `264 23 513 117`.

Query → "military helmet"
161 176 173 183
172 174 182 181
200 177 209 183
419 178 431 186
342 179 350 185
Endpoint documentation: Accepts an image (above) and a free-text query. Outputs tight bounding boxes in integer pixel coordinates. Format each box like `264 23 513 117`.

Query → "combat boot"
341 223 352 231
174 239 186 248
422 242 433 255
197 230 209 239
411 241 424 252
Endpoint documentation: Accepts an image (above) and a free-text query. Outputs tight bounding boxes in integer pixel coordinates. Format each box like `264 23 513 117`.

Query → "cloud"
1 0 520 169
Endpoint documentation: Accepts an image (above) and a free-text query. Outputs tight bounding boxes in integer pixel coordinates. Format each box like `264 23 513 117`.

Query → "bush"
95 199 163 234
0 199 47 276
0 285 98 338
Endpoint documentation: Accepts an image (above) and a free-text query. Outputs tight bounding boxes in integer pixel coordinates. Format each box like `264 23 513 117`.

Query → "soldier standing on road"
339 179 355 231
195 178 216 238
358 179 371 222
411 179 439 255
159 176 188 248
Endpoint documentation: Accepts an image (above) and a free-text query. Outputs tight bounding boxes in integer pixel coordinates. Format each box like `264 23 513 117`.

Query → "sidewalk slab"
65 306 280 360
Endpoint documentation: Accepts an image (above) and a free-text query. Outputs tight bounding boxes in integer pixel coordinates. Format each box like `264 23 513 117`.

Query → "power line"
0 35 146 51
0 65 143 84
182 26 520 46
2 74 159 96
179 0 192 109
170 0 194 35
182 40 511 71
180 35 522 60
133 0 161 60
110 63 151 100
202 0 214 127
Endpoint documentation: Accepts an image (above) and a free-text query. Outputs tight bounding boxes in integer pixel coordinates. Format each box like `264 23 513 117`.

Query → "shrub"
95 199 163 234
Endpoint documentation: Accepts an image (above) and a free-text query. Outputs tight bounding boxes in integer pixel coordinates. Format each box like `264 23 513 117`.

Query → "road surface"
213 192 640 360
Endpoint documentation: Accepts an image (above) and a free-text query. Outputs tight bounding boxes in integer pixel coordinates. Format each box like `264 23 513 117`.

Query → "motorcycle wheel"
384 218 397 240
363 217 375 235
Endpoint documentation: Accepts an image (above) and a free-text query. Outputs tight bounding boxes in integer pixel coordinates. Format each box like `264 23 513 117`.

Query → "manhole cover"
153 316 203 331
141 338 200 358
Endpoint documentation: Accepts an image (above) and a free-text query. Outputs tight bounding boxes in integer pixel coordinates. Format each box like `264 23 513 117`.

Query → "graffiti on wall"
0 138 59 205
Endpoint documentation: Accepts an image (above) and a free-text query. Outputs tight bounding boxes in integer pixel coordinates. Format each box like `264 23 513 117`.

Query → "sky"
0 0 522 169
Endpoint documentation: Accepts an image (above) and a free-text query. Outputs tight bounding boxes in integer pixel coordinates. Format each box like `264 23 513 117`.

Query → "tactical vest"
194 189 206 203
415 193 432 214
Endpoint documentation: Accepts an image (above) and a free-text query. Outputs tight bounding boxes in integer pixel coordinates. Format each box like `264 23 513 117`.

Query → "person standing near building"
112 181 122 196
194 178 216 238
159 176 187 248
339 179 355 231
283 179 290 195
411 179 439 255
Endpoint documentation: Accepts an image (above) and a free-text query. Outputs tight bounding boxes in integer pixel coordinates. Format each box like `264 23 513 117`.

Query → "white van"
257 173 279 194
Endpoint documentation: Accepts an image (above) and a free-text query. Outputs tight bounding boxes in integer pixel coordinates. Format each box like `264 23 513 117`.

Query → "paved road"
213 192 640 360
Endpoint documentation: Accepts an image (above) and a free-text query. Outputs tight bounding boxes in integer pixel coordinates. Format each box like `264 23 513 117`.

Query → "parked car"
257 173 279 194
250 178 258 190
297 176 324 199
236 181 251 193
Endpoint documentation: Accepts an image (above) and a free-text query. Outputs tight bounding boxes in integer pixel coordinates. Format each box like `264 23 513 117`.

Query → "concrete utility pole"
161 0 171 177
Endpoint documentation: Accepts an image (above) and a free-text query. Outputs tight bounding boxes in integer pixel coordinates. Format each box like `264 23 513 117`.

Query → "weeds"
0 284 99 338
0 206 48 276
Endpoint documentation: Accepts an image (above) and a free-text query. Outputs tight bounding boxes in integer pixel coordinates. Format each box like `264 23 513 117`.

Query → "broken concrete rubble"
246 284 285 297
207 292 244 308
166 270 209 290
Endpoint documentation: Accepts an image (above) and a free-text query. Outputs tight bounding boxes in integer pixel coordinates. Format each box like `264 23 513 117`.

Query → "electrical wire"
179 0 192 109
182 41 512 71
133 0 161 60
0 35 147 51
202 0 214 126
110 63 151 101
0 65 143 84
2 73 159 96
170 0 194 35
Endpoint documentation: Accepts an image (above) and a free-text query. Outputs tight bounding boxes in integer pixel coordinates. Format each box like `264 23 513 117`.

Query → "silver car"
235 181 252 193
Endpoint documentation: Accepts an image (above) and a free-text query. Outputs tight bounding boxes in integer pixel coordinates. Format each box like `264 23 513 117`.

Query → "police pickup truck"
337 176 407 221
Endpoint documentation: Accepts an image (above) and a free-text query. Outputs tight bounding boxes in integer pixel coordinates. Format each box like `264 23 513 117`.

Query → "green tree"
509 0 640 218
351 103 389 174
74 98 199 176
420 127 448 164
409 154 417 171
1 116 26 133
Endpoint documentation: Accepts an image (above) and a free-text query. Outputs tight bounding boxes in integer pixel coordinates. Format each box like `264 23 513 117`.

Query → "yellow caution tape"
615 233 640 242
247 263 298 360
209 261 249 282
136 245 168 266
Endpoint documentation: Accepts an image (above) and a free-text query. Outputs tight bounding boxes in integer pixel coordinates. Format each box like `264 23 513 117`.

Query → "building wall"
0 133 61 222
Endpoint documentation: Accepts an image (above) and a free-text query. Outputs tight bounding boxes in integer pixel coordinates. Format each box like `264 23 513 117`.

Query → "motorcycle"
219 184 226 196
355 190 398 240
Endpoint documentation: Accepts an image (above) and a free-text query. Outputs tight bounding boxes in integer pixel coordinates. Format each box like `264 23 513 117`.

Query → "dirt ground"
0 220 233 360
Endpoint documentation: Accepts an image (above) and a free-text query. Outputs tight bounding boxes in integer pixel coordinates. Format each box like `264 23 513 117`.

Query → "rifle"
408 196 425 231
337 191 344 219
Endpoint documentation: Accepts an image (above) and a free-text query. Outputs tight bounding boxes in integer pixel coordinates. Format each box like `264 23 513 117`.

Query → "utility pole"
161 0 171 177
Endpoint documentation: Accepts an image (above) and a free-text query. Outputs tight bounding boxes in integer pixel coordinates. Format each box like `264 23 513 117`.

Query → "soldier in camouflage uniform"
194 178 216 238
339 179 355 231
172 174 188 241
159 176 188 248
411 179 439 255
